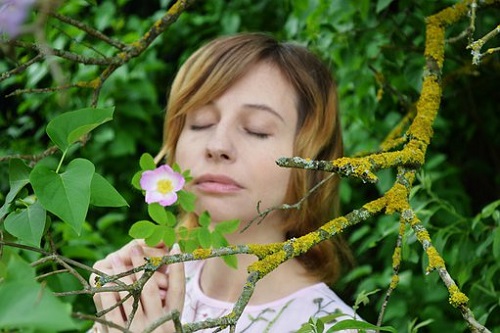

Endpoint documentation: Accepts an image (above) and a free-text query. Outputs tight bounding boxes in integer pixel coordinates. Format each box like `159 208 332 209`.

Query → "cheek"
173 135 190 169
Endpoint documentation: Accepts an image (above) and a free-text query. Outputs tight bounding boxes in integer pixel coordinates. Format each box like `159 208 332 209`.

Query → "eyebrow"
243 103 285 123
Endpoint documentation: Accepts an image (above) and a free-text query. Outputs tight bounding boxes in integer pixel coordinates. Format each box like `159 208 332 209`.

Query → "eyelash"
190 125 270 139
246 130 270 139
190 125 211 131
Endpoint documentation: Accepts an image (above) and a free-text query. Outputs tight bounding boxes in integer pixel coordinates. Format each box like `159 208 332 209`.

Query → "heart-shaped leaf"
90 172 128 207
30 158 95 235
46 107 114 151
4 201 46 247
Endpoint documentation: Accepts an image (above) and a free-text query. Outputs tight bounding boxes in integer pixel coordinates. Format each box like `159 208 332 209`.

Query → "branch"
49 12 127 51
0 54 43 82
467 23 500 65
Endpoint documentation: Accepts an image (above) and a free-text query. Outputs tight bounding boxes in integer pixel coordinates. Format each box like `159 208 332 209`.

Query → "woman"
92 33 357 332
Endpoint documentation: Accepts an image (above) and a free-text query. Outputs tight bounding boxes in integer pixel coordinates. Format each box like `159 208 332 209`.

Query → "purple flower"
140 165 185 207
0 0 36 38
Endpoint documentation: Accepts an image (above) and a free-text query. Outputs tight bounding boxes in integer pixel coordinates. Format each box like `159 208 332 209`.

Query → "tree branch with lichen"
277 1 498 331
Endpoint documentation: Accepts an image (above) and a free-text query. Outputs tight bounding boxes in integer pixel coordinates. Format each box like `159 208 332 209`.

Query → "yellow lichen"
408 75 442 144
390 275 400 289
248 243 281 259
192 248 211 259
448 284 469 308
321 217 349 235
78 77 101 89
392 247 401 269
248 251 286 276
332 157 376 182
416 229 431 242
434 2 469 26
292 233 321 255
385 184 410 214
426 246 445 270
149 256 163 267
424 19 445 68
363 197 387 215
376 87 384 101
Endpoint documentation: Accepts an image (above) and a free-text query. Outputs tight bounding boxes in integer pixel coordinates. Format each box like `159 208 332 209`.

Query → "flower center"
157 179 174 194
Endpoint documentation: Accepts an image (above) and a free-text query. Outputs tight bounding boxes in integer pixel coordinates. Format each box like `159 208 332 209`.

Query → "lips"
193 174 243 194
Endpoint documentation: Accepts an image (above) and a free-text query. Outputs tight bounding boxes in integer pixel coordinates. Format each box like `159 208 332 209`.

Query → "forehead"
211 62 298 121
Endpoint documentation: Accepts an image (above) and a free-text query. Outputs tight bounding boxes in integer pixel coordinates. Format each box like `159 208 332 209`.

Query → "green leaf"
0 251 76 331
1 159 32 220
222 255 238 270
148 203 168 225
177 190 196 212
30 158 94 235
129 220 156 239
90 172 128 207
326 319 396 333
198 227 212 248
493 226 500 260
212 231 237 269
198 211 211 227
131 170 143 190
4 201 46 247
315 317 325 333
161 226 177 247
180 238 199 253
214 219 240 234
145 229 164 247
165 210 177 227
139 153 156 170
46 107 114 151
6 159 31 204
376 0 394 13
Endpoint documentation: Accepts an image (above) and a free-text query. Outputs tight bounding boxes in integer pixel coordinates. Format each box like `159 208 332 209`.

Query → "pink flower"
0 0 36 38
140 165 185 206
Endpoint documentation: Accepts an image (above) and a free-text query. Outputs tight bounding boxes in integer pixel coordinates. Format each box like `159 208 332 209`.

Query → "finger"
107 253 137 328
97 290 126 333
165 244 186 313
131 243 169 291
129 245 164 317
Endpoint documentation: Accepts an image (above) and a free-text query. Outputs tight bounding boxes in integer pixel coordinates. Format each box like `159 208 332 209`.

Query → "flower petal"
158 192 178 207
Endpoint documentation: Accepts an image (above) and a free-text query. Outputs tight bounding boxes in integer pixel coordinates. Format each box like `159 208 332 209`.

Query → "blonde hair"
156 33 353 284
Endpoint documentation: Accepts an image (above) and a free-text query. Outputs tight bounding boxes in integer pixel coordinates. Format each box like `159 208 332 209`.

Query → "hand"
90 240 185 332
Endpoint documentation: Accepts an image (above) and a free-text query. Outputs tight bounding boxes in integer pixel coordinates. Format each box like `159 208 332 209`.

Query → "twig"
0 146 60 165
447 0 477 44
0 54 43 82
377 220 405 327
6 83 82 97
49 12 127 51
241 173 336 232
467 23 500 65
73 312 132 333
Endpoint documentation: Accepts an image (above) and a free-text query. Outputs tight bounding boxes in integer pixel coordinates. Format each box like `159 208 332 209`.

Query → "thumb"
166 243 185 314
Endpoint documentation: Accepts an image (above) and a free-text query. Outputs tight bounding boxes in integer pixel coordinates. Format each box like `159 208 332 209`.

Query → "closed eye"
190 124 213 130
246 129 270 139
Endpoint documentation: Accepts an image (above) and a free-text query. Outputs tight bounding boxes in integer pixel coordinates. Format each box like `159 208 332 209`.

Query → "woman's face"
174 61 298 225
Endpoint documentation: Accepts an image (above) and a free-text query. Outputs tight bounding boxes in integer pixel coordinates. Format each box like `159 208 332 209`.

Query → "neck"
200 214 318 305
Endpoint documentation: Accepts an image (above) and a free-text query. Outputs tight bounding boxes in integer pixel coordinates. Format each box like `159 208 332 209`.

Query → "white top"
181 260 360 332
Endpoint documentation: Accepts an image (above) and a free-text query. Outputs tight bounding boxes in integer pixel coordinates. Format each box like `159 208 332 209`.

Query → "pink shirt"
181 260 360 332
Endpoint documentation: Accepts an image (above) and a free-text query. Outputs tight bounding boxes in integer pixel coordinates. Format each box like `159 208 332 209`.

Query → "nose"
205 125 235 162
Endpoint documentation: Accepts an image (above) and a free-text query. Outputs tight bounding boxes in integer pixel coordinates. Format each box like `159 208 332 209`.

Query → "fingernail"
170 243 181 254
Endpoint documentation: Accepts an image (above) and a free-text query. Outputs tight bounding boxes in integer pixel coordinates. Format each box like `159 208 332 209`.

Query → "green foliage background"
0 0 499 332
